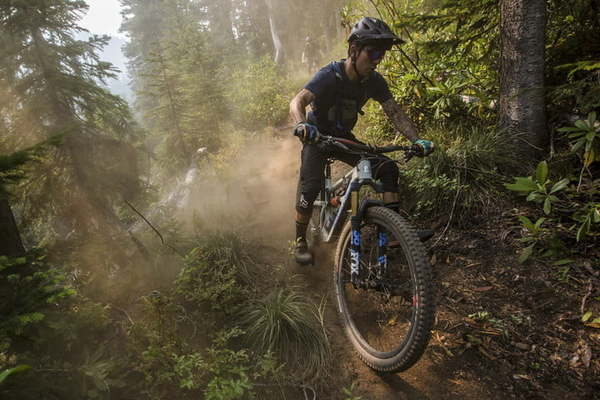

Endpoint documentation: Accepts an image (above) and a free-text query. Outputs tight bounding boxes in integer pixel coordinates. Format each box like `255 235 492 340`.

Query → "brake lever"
331 140 350 151
404 150 417 162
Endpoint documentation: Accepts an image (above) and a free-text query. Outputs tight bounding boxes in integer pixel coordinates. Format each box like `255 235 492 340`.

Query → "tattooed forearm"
289 89 316 124
381 98 419 142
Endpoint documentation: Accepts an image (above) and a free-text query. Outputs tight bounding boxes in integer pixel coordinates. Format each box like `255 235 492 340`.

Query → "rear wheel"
333 206 435 372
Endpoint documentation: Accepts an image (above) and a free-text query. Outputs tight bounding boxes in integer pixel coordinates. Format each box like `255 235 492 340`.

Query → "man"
289 17 434 264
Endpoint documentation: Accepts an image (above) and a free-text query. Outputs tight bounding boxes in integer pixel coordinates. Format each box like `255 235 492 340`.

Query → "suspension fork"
349 182 361 286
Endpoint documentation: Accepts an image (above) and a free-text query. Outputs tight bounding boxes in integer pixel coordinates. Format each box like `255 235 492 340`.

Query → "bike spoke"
338 219 417 353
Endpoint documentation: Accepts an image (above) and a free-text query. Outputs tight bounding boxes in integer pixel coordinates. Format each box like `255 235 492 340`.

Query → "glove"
412 139 435 157
293 122 320 144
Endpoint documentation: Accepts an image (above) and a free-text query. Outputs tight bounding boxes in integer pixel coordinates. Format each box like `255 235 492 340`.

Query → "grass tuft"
240 287 331 380
400 122 521 225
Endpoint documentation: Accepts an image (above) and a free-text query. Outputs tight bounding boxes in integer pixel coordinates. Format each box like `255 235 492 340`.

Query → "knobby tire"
333 206 435 372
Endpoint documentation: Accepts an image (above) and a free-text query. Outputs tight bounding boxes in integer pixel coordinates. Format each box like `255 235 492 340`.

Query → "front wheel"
333 206 435 372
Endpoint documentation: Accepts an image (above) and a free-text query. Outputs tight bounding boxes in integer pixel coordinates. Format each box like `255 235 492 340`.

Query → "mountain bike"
303 134 435 372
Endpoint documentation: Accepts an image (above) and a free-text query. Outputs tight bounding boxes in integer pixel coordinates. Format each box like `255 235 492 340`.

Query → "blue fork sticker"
350 229 361 277
352 229 361 246
378 232 388 247
377 232 388 276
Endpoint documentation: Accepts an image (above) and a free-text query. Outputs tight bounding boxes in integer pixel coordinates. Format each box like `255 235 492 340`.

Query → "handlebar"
292 126 421 159
317 135 419 159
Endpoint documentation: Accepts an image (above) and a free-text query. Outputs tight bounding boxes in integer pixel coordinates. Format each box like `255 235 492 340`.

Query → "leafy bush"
557 112 600 173
176 230 255 314
505 161 569 215
228 57 293 130
398 123 520 223
505 146 598 264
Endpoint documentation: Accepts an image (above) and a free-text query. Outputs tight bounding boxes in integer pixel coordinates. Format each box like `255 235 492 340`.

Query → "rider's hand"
293 122 320 144
411 139 435 157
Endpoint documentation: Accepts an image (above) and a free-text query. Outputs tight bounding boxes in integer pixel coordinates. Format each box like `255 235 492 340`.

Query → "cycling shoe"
294 239 314 265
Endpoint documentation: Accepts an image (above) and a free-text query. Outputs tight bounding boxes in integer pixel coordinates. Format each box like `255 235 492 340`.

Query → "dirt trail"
224 134 596 399
246 137 504 399
283 242 502 400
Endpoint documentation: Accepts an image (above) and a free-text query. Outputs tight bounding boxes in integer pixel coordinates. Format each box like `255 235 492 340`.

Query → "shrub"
228 57 293 130
176 230 255 314
399 123 520 224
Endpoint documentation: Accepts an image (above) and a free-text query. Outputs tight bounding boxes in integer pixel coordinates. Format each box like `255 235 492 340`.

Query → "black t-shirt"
305 59 392 136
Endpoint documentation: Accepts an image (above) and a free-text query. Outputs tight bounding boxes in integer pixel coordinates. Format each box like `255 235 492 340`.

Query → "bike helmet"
348 17 404 50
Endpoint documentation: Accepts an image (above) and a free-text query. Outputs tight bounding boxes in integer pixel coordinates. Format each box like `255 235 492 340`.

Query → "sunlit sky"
79 0 129 97
80 0 124 39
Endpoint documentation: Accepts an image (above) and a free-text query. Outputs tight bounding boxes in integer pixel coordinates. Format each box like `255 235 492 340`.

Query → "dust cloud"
178 132 301 245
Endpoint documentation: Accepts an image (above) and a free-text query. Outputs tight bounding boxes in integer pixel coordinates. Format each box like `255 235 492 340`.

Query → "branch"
124 200 185 257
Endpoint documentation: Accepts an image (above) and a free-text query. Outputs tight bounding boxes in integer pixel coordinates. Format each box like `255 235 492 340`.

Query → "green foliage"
397 123 518 223
546 0 600 115
0 252 75 341
240 288 331 380
129 288 280 400
0 137 62 198
176 231 254 313
505 161 570 215
0 251 126 400
572 202 600 242
171 329 254 399
0 365 30 385
228 57 293 130
557 112 600 170
77 346 125 399
1 0 144 242
342 382 363 400
516 216 550 263
344 0 499 125
506 156 599 244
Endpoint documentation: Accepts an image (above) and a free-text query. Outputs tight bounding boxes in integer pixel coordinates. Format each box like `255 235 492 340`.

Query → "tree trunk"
0 198 25 257
498 0 547 158
265 0 284 64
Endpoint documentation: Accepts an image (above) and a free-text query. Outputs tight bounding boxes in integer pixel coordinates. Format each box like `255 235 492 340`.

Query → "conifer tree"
0 0 141 238
121 0 230 176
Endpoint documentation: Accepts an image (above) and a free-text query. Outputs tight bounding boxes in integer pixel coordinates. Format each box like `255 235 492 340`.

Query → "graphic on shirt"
304 60 392 136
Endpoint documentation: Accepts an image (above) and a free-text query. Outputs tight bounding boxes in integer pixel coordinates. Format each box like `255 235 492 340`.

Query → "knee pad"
295 191 318 215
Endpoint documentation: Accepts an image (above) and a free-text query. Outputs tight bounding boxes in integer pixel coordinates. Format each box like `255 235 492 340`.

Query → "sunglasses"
365 47 387 61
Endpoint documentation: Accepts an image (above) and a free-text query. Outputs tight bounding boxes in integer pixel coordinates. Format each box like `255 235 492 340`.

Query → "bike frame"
313 158 383 243
297 133 414 284
312 156 390 285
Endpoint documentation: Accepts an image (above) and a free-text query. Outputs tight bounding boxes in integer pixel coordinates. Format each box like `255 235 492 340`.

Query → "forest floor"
264 207 599 400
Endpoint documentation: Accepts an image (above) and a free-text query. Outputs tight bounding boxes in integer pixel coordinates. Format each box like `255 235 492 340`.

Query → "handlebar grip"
293 125 303 137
